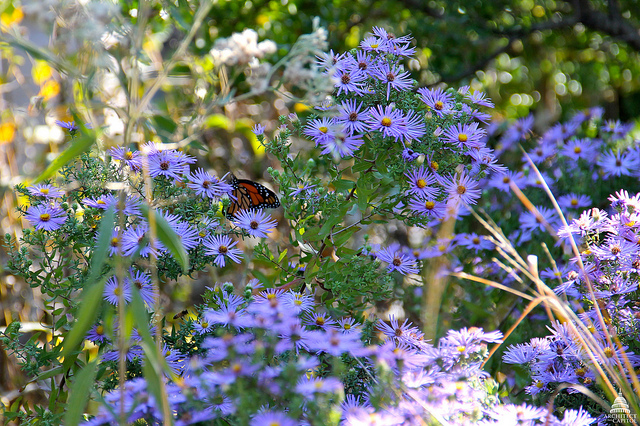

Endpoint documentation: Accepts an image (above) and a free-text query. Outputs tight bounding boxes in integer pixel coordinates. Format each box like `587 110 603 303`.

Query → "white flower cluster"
283 20 335 105
210 29 276 66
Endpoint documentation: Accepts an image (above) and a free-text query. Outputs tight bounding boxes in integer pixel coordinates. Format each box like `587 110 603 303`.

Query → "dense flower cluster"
502 190 640 421
83 285 593 425
302 27 503 223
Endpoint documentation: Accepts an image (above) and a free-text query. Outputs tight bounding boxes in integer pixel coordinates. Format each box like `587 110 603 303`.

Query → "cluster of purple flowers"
303 28 503 220
502 190 640 421
484 107 638 245
84 284 595 425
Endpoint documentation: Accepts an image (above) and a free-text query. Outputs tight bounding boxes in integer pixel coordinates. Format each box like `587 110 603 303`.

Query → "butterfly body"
226 174 280 219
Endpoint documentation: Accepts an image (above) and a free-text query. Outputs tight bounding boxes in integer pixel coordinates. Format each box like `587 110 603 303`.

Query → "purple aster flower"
304 117 338 146
366 105 406 141
288 182 316 197
303 311 338 330
465 90 494 108
359 35 386 53
252 123 266 136
147 149 194 181
367 106 425 142
419 237 456 259
503 343 538 364
172 220 200 250
376 245 419 275
487 170 526 192
202 234 243 267
315 49 341 72
158 345 186 375
407 197 447 220
319 132 364 158
109 146 143 171
456 233 494 252
591 236 636 262
598 150 638 179
233 210 277 238
370 62 413 100
377 315 423 346
106 228 122 256
86 323 109 345
442 122 486 149
352 50 373 72
337 317 361 334
557 193 592 210
274 320 317 353
249 411 297 426
55 120 91 132
25 203 67 231
439 171 482 206
402 147 420 162
484 404 547 424
401 111 427 141
103 276 132 306
282 291 315 314
296 376 343 398
83 194 117 210
126 269 156 308
204 304 252 329
372 26 413 50
121 223 165 258
560 407 596 425
417 87 454 117
525 141 555 164
27 184 65 199
188 169 233 200
560 138 598 162
500 115 534 148
519 206 558 238
601 119 632 140
336 99 368 135
333 67 366 96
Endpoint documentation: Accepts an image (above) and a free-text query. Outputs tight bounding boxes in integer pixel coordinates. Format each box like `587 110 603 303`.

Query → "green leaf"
63 359 99 426
61 275 106 364
34 131 96 183
277 249 288 264
141 205 189 273
333 227 359 248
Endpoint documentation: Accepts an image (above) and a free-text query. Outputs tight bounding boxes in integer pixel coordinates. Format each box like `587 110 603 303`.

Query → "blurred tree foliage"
161 0 640 125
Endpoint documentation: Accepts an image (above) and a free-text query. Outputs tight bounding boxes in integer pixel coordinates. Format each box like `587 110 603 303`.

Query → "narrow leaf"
34 132 96 183
141 205 189 272
63 359 99 426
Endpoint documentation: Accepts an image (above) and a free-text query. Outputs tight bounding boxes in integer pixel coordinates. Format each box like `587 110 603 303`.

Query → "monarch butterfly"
226 174 280 219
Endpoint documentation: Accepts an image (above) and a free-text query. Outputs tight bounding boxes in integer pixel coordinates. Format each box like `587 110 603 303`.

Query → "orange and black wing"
226 176 280 219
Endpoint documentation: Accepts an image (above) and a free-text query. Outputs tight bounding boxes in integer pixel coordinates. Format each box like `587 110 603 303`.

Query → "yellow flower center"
434 101 444 110
430 161 439 171
319 126 328 134
458 133 468 143
457 185 467 195
125 151 134 160
96 325 104 335
416 179 427 189
41 188 50 195
425 201 435 210
381 117 392 127
40 213 51 222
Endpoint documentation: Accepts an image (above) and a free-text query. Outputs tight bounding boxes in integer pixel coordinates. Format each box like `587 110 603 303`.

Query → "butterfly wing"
226 177 280 219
